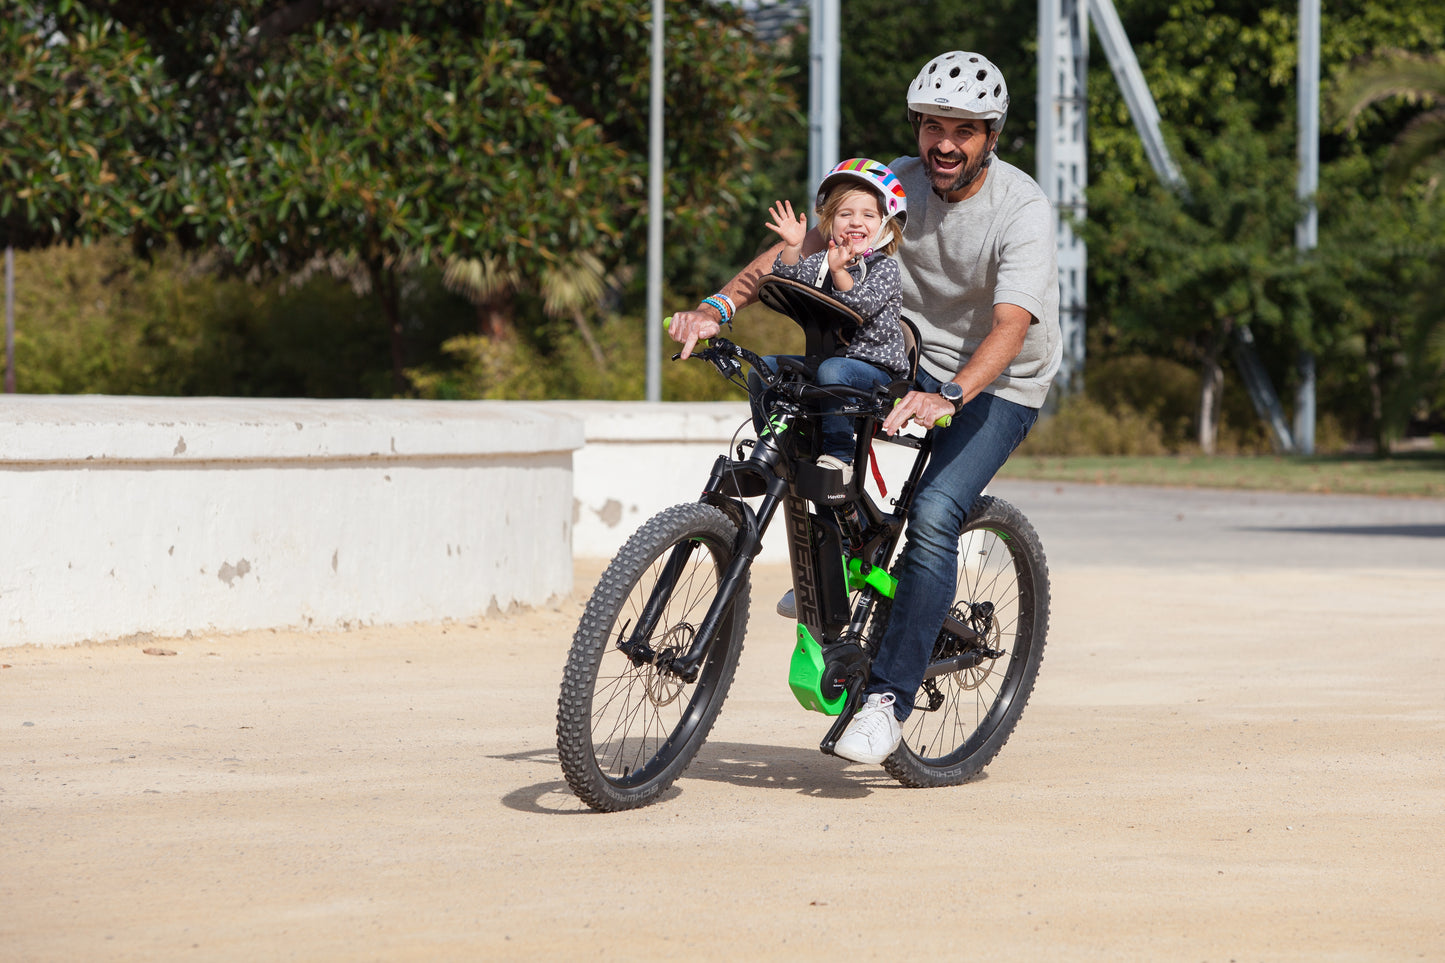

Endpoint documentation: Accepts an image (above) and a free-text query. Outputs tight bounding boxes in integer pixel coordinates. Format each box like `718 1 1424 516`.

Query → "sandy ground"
4 484 1444 961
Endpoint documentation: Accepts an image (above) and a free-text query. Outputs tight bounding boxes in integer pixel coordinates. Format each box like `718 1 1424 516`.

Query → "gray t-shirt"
889 155 1061 408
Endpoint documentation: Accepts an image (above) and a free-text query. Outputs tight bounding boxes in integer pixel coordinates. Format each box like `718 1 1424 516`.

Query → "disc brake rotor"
645 623 694 707
958 614 1002 691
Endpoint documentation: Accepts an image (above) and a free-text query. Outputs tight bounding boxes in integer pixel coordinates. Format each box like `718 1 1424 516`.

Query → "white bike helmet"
814 157 908 232
907 51 1010 136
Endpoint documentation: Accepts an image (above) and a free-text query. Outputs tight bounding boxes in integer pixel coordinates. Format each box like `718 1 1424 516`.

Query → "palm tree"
1331 51 1445 452
1331 50 1445 192
442 252 617 366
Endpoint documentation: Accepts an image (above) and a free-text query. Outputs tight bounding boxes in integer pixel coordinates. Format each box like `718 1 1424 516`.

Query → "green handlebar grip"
892 398 951 429
662 315 709 348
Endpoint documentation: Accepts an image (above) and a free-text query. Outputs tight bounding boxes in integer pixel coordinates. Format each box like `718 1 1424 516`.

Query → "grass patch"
998 451 1445 498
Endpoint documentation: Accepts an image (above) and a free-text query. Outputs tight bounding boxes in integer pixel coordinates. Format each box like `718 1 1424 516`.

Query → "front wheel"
882 495 1050 788
556 503 750 811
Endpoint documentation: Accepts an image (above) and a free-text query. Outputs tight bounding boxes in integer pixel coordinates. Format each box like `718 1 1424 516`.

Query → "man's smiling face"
917 114 998 200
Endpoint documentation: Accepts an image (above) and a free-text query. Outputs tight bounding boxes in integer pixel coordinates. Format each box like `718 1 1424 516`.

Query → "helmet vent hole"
993 85 1002 97
977 70 988 81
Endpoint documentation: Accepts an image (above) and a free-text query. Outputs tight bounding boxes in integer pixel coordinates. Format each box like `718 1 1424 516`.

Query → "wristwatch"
939 381 964 413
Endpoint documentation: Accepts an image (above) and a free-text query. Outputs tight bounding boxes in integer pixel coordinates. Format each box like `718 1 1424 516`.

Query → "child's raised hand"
765 200 807 250
825 233 869 273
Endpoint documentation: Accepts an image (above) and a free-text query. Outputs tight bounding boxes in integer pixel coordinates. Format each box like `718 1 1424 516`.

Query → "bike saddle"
755 276 920 381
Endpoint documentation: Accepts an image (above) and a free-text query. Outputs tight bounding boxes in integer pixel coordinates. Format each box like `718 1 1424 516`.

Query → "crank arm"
817 678 866 756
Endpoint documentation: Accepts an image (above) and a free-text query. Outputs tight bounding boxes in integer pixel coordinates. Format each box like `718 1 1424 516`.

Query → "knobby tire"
556 503 750 812
882 495 1050 788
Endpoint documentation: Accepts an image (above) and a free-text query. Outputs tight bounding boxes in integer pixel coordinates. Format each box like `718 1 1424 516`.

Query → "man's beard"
927 148 991 196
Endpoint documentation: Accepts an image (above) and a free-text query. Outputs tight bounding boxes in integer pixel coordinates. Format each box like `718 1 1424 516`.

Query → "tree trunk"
1198 356 1223 455
1364 328 1388 456
1196 319 1233 455
373 267 406 396
478 290 513 341
572 309 606 368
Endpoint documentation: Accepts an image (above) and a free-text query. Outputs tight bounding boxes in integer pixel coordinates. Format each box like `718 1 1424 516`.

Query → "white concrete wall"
0 397 583 647
1 397 929 647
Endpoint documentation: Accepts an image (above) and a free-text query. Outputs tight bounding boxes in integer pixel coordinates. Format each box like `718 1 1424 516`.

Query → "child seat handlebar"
667 276 948 427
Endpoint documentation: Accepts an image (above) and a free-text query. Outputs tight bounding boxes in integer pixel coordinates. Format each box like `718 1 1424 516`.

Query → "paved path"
3 485 1442 961
990 479 1445 571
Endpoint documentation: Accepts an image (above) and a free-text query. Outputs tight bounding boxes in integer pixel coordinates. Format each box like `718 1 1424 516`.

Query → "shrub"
1083 354 1198 449
1020 395 1170 455
1019 353 1287 455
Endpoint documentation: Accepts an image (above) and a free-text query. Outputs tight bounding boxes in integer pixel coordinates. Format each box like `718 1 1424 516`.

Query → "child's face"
827 188 883 249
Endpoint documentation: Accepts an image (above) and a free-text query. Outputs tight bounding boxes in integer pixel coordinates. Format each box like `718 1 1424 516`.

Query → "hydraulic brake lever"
713 351 742 379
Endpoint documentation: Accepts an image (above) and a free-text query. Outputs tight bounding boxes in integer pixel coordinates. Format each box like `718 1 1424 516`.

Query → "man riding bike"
667 50 1061 765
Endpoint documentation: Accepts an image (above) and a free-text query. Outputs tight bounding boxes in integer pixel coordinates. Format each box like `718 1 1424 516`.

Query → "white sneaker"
815 454 854 487
776 589 796 619
834 693 902 764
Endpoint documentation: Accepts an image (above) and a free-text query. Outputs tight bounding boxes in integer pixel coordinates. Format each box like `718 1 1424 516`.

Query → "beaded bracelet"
700 295 734 328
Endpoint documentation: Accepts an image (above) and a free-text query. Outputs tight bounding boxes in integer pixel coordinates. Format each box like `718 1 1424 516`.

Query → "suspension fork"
614 535 704 664
670 480 789 682
619 468 788 683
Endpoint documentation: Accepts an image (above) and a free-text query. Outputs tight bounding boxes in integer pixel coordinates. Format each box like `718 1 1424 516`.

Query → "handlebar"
663 314 952 430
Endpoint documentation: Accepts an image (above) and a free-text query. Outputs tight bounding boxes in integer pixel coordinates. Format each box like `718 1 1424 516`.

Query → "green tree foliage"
1080 0 1445 447
1090 0 1445 185
3 239 476 397
0 2 182 250
1331 49 1445 192
191 23 638 390
1079 110 1312 449
5 0 800 395
1327 48 1445 439
773 0 1038 172
1307 159 1445 451
6 0 1445 444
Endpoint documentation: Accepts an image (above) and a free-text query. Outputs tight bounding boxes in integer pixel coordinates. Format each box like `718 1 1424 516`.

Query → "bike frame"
615 332 987 752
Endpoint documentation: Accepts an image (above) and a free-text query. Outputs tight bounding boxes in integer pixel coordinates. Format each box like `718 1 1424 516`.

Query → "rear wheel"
556 503 749 811
883 495 1049 788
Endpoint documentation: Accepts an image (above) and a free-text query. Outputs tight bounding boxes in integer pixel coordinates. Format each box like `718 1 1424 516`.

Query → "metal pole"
5 245 14 394
645 0 664 402
1295 0 1320 252
808 0 839 223
1088 0 1184 192
1294 0 1320 455
1036 0 1056 201
1038 0 1089 397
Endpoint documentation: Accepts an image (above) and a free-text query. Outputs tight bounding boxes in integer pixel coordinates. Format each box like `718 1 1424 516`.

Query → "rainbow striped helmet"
815 157 908 231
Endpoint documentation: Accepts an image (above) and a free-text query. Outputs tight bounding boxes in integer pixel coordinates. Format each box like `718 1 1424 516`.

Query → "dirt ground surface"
3 482 1443 961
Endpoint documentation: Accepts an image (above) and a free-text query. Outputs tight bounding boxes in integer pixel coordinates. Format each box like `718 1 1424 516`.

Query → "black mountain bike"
556 277 1049 812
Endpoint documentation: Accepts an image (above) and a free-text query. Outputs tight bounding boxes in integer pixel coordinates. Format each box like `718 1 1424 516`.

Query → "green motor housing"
788 625 848 715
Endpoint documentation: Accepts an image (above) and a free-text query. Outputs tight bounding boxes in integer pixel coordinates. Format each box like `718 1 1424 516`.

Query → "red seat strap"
868 441 887 498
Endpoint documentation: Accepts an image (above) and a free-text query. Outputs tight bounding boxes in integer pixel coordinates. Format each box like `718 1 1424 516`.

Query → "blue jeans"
866 370 1039 720
749 355 894 463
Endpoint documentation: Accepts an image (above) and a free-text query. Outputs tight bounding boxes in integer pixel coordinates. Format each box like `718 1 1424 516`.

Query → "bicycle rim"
885 496 1049 787
557 503 748 811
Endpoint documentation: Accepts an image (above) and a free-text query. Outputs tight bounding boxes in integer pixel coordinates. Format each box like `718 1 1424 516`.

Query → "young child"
765 157 909 482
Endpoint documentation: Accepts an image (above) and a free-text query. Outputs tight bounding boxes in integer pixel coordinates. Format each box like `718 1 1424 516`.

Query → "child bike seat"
755 276 920 382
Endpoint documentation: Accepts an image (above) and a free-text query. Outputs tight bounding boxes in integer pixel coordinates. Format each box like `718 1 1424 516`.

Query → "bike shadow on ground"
494 741 934 815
